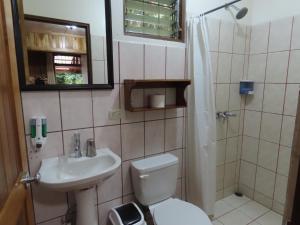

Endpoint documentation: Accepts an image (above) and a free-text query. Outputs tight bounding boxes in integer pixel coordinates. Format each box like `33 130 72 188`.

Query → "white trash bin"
109 202 147 225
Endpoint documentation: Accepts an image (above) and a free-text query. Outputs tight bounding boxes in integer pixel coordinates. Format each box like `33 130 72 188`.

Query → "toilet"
131 154 212 225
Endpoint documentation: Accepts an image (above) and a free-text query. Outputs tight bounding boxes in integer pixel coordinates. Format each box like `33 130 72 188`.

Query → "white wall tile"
226 137 238 163
280 116 296 147
239 160 256 189
22 92 61 134
91 35 104 60
32 185 68 223
224 162 237 188
63 128 94 156
93 86 120 127
97 168 122 203
245 84 264 111
121 122 144 161
217 165 225 191
207 18 220 52
227 111 240 138
277 146 292 176
288 50 300 83
291 15 300 50
231 54 245 83
248 54 267 82
255 167 276 198
217 119 228 140
233 25 247 54
229 84 242 111
92 60 106 84
274 174 288 205
216 84 230 112
263 84 285 114
217 139 226 165
241 136 259 164
145 45 166 79
284 84 300 116
119 42 144 82
145 120 164 156
210 52 219 83
94 125 121 157
250 23 270 54
260 113 282 143
217 53 232 83
244 110 261 138
166 47 185 79
60 91 93 130
268 17 293 52
122 160 134 195
219 21 234 53
266 51 289 83
258 140 279 172
165 117 183 151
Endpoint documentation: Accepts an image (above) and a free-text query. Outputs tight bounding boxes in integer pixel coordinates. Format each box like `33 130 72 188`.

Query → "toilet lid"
153 199 212 225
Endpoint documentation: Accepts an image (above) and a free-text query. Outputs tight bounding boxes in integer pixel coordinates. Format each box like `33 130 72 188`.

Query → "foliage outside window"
124 0 184 41
54 54 84 84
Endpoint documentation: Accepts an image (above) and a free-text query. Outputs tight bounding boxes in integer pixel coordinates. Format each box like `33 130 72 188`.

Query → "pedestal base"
75 188 98 225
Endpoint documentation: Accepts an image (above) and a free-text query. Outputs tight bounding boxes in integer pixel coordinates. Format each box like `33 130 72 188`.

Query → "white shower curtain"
186 16 217 217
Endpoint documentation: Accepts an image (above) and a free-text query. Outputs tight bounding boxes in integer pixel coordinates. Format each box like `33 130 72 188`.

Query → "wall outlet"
109 109 121 120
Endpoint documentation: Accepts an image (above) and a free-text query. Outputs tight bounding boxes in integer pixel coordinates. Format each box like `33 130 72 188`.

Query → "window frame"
123 0 186 42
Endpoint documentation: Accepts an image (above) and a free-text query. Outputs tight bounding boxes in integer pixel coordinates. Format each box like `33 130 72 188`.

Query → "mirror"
12 0 114 90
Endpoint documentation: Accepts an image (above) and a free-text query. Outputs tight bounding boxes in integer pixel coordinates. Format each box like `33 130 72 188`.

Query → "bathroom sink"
38 148 121 192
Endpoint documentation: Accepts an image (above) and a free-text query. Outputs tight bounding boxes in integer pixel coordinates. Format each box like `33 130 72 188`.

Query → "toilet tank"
131 154 178 206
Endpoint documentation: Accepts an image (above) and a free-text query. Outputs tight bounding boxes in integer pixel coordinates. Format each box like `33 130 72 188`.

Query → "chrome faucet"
73 133 82 158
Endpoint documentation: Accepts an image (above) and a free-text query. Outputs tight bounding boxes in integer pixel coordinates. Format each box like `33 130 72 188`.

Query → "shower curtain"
186 16 217 217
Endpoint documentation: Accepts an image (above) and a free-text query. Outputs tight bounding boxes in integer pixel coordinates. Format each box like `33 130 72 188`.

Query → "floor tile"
214 200 235 218
255 211 283 225
222 194 251 208
239 201 270 220
218 209 252 225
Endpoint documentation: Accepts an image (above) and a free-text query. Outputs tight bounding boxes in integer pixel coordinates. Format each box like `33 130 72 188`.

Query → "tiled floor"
213 195 283 225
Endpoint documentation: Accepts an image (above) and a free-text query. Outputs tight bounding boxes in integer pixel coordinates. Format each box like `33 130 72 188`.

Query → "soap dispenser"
30 117 47 152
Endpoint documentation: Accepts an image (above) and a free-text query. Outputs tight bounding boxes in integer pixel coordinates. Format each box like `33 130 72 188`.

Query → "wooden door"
0 0 34 225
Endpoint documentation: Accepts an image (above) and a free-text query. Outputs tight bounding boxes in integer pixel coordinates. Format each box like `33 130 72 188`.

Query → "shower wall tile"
233 25 247 54
239 15 298 214
230 54 245 83
250 23 270 54
265 51 289 83
248 54 267 82
262 84 285 114
287 50 300 83
207 18 220 52
217 53 232 83
291 15 300 49
219 21 234 53
21 40 187 225
216 84 230 112
268 17 293 52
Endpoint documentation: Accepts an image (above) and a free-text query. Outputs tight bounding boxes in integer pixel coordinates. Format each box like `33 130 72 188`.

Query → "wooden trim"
2 0 34 224
11 0 115 91
0 175 27 225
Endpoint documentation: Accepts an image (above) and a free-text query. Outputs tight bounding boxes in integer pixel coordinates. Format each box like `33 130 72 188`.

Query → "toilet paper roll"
149 94 165 108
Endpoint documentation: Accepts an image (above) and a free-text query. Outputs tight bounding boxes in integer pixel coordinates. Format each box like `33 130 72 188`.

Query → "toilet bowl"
131 154 212 225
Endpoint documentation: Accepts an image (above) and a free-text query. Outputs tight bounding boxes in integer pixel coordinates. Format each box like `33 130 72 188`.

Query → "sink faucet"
73 133 82 158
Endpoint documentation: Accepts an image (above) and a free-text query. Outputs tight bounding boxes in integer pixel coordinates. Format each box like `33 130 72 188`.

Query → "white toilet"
131 153 212 225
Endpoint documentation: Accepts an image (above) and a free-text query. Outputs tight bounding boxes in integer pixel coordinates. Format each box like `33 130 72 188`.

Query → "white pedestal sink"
38 148 121 225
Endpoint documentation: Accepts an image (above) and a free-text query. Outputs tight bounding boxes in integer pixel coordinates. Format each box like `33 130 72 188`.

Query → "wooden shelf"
124 79 191 112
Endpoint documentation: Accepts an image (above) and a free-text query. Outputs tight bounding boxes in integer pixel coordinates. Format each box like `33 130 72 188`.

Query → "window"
124 0 185 41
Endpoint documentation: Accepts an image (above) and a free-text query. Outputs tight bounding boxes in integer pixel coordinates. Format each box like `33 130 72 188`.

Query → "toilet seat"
152 199 212 225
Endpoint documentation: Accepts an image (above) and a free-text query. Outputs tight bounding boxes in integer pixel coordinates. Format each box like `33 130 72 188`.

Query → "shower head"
230 4 248 19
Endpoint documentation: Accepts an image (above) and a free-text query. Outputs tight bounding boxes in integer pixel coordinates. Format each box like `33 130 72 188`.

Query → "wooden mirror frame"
11 0 114 91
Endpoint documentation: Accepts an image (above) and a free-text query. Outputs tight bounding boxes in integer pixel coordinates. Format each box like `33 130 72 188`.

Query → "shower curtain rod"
201 0 241 16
